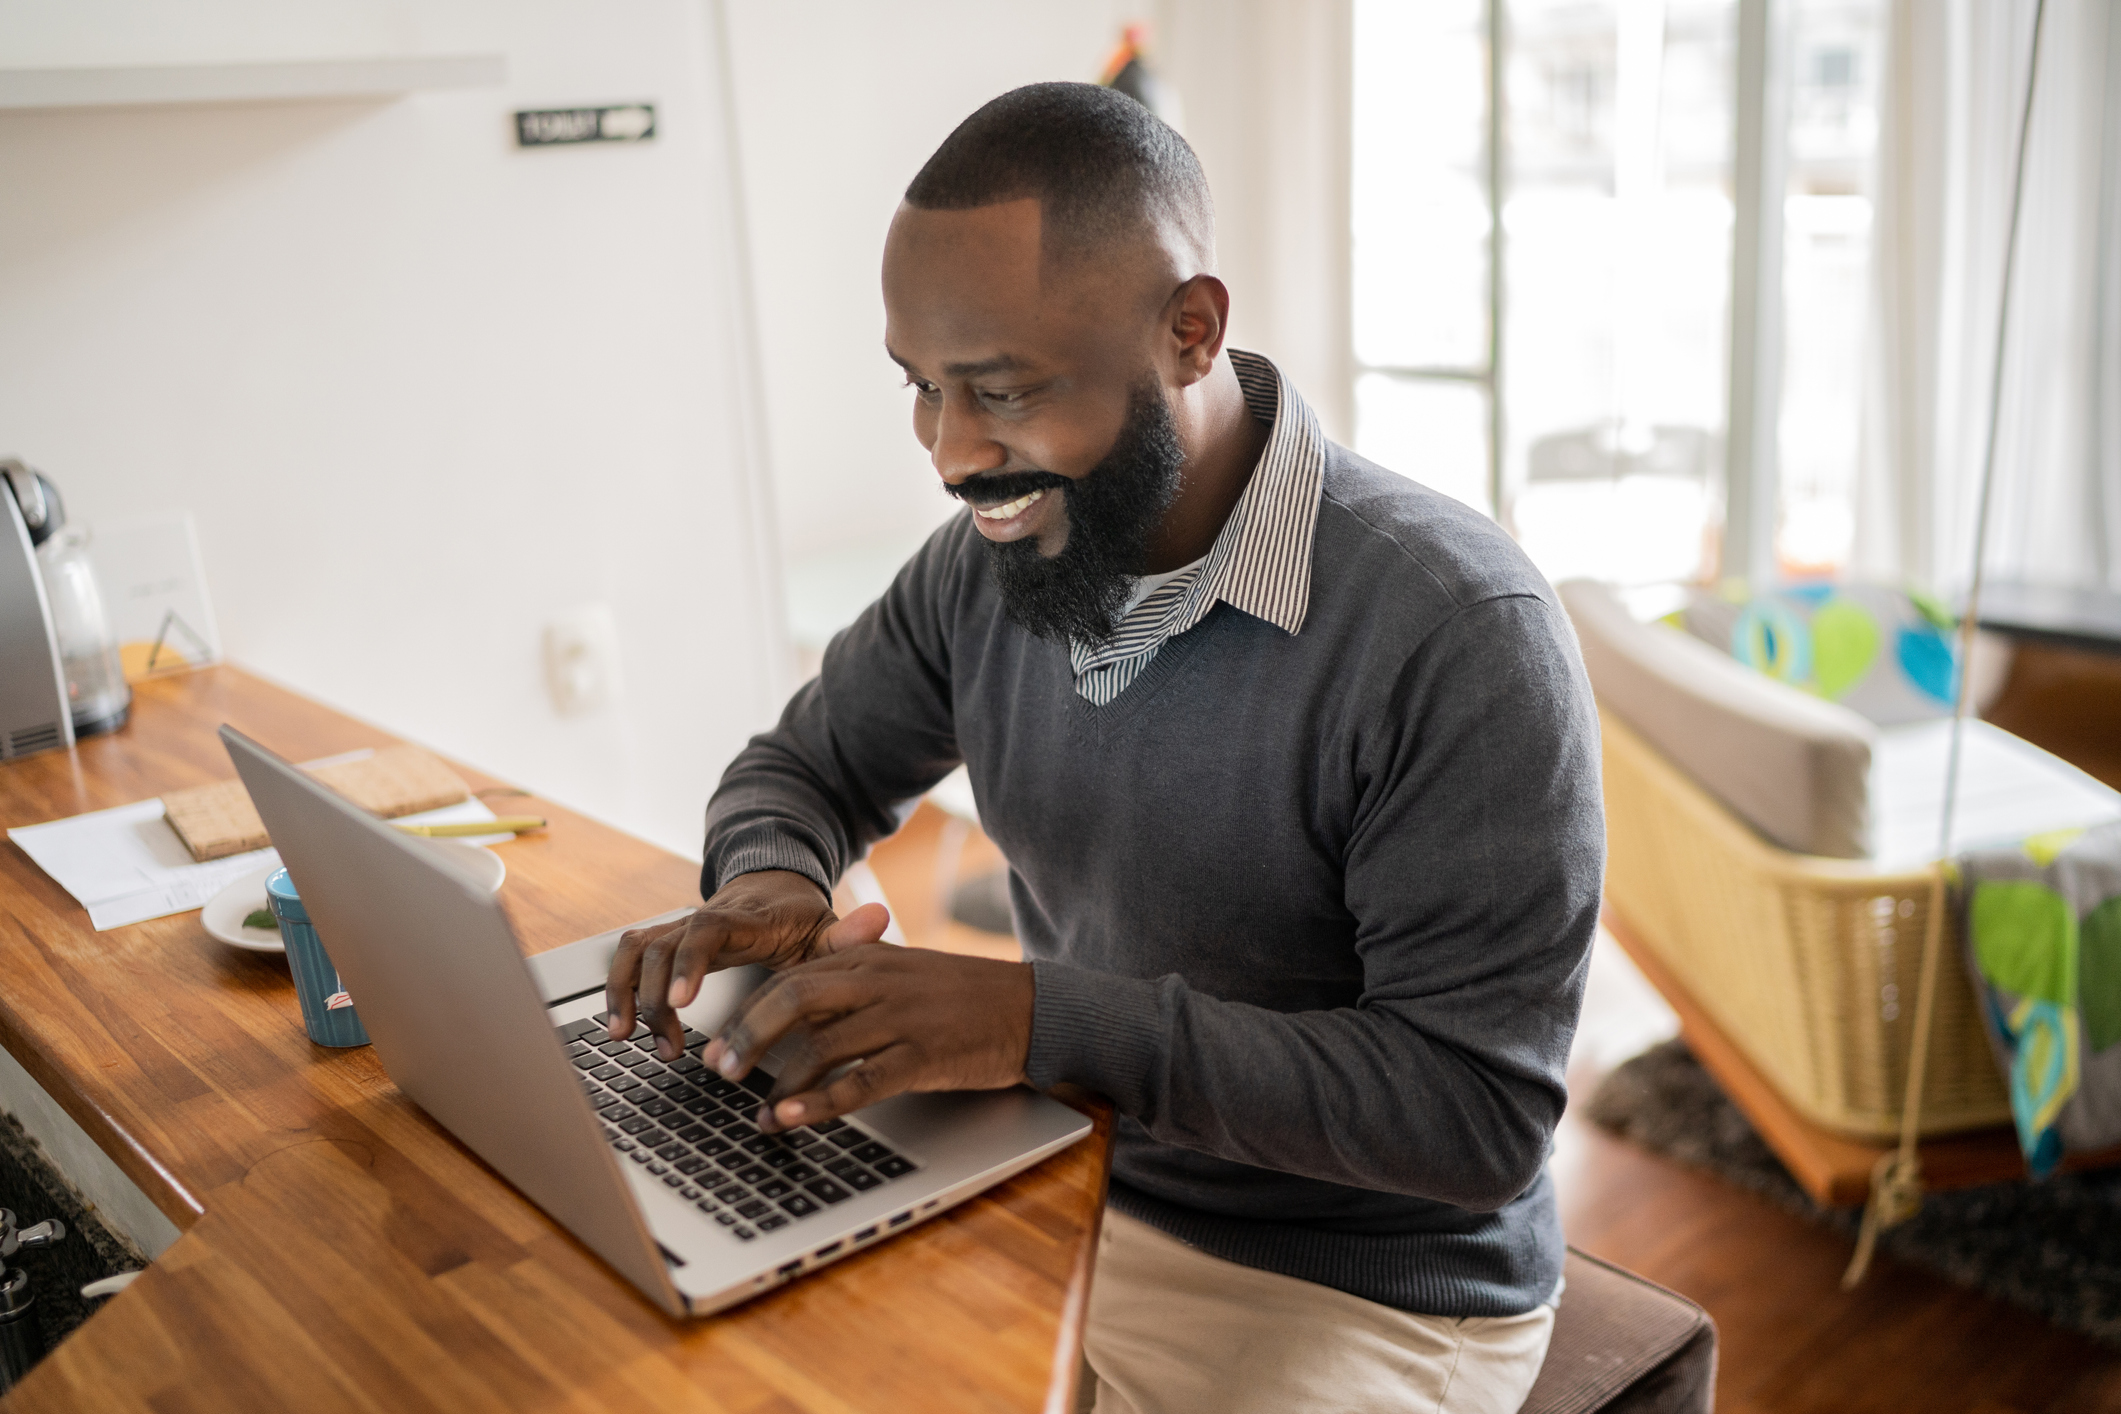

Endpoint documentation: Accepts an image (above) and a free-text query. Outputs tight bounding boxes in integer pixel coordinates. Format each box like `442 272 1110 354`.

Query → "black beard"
959 383 1184 645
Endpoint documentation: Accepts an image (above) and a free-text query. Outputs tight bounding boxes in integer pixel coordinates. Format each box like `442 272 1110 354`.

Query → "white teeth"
974 488 1047 521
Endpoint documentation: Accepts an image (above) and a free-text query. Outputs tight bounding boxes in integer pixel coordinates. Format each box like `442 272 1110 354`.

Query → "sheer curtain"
1854 0 2121 595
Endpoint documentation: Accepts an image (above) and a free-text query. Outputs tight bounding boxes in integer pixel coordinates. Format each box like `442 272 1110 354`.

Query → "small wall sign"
515 104 656 147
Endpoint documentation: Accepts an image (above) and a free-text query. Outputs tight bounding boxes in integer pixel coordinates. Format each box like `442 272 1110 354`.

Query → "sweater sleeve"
702 522 970 897
1024 593 1603 1212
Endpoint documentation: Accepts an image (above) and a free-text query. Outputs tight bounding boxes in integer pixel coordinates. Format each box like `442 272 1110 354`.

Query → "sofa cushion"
1674 582 2012 727
1559 579 1878 858
1562 580 2121 865
1871 718 2121 868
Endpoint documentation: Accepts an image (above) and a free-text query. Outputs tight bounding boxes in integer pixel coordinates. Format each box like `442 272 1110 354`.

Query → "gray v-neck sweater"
705 443 1603 1316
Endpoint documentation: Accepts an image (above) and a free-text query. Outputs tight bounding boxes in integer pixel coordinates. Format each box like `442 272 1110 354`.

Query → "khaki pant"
1079 1210 1554 1414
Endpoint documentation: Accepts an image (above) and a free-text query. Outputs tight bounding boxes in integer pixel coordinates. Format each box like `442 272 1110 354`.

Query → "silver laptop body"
222 726 1091 1317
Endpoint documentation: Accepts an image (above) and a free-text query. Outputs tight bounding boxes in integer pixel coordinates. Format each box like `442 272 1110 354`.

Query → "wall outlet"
543 604 623 716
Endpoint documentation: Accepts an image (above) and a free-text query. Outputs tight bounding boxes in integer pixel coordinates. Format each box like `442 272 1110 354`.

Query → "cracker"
161 779 269 862
161 746 471 862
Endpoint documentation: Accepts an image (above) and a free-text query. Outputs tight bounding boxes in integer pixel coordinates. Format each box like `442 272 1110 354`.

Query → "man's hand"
700 947 1035 1133
603 870 889 1059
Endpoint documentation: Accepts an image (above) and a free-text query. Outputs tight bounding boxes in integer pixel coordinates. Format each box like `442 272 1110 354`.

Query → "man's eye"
904 378 939 397
980 390 1028 406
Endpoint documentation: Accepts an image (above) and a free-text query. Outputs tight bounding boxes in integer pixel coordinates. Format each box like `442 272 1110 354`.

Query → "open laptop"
222 726 1092 1317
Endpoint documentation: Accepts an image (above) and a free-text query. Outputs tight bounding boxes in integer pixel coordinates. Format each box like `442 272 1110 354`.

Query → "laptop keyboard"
557 1015 919 1243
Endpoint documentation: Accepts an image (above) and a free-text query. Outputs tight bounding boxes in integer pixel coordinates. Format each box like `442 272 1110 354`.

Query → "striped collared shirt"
1070 349 1325 705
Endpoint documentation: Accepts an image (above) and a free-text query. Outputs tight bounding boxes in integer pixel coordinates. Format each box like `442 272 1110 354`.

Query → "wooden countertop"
0 666 1110 1413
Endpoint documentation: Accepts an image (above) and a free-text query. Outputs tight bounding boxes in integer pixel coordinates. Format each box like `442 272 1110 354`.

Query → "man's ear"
1168 275 1231 386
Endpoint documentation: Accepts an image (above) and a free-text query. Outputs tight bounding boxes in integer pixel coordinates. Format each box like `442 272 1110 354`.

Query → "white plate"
201 841 506 953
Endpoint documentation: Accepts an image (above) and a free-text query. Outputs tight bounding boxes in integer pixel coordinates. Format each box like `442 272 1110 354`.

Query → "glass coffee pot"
2 462 130 738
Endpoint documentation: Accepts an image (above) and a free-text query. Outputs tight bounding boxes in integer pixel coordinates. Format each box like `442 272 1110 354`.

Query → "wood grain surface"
1557 1089 2121 1414
0 666 1111 1413
1983 641 2121 792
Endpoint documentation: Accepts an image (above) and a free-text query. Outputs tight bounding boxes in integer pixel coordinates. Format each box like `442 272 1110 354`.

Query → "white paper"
9 797 505 932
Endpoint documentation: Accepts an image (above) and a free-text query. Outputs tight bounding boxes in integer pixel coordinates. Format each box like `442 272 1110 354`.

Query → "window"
1350 0 1495 516
1351 0 1884 589
1777 0 1884 574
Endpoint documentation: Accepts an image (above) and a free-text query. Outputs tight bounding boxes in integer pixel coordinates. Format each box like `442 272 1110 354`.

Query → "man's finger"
759 1009 902 1104
642 912 732 1059
664 912 733 1014
705 963 877 1081
603 922 670 1039
813 901 891 956
762 1045 915 1133
634 924 691 1057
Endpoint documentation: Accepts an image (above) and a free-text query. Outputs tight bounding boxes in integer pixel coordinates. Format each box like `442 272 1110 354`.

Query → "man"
607 82 1601 1414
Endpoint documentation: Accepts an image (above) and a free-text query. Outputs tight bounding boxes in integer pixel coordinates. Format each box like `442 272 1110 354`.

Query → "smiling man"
606 83 1602 1414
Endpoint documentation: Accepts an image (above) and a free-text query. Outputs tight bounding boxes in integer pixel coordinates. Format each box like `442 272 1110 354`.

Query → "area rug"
0 1110 149 1379
1585 1039 2121 1349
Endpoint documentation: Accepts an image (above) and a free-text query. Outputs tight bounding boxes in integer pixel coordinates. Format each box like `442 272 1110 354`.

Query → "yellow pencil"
391 816 547 837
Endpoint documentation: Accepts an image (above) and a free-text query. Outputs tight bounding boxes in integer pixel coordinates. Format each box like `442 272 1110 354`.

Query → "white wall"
721 2 1132 566
0 0 1350 848
721 1 1353 593
1150 0 1354 445
0 0 786 860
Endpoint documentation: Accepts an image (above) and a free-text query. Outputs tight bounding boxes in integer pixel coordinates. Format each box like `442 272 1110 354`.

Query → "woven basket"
1600 708 2010 1138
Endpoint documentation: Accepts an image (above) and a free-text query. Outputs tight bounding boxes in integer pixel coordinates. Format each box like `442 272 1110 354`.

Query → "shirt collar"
1182 348 1325 638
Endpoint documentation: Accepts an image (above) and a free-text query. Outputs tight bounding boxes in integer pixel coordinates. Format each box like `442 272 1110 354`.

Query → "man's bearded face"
947 380 1184 646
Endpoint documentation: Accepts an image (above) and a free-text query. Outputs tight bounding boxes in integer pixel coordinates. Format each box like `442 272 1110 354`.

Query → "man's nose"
930 392 1008 485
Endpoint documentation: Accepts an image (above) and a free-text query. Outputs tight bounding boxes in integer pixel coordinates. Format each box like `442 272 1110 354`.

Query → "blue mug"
266 869 370 1048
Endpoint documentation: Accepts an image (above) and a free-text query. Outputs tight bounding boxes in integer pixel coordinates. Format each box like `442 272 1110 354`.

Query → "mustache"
944 469 1071 508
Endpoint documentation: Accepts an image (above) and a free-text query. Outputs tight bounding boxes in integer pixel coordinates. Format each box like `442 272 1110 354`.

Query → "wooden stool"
1521 1249 1717 1414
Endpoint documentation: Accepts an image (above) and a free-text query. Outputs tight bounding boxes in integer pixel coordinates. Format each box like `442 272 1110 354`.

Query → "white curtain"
1854 0 2121 595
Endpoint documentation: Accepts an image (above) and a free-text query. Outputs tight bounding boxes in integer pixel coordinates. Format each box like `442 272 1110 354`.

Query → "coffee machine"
2 460 130 761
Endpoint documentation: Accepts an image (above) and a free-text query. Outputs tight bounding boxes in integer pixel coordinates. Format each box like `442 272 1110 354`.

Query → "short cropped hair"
905 82 1214 268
